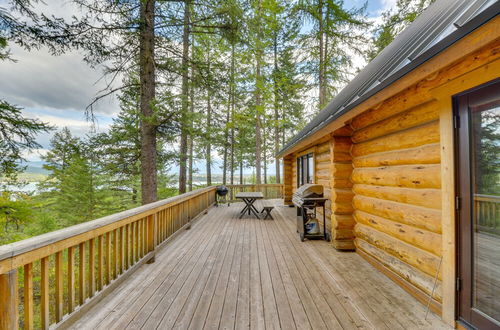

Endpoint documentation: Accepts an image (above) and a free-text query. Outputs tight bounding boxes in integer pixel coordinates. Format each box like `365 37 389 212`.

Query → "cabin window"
297 153 314 187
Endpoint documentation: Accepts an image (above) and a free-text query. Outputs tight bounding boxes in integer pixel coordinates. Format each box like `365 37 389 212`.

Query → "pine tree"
368 0 434 60
297 0 369 110
55 154 96 225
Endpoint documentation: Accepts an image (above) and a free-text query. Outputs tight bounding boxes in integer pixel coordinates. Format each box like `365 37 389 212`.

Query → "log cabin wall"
330 126 355 250
350 97 444 309
314 141 332 232
347 39 499 312
283 156 293 205
279 24 500 323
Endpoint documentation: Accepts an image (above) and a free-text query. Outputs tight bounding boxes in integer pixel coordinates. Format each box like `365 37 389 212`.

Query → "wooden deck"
69 200 450 330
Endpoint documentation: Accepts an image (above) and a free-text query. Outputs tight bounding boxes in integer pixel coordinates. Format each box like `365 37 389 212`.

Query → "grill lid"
295 184 324 198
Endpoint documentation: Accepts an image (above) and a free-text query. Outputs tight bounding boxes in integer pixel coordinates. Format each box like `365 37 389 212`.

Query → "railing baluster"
132 222 137 263
105 232 111 285
41 256 49 329
168 208 172 237
24 263 33 330
113 229 119 278
138 220 143 258
79 242 86 305
89 238 95 297
98 235 104 291
56 251 64 322
124 225 129 270
158 212 162 243
120 226 125 275
68 246 75 313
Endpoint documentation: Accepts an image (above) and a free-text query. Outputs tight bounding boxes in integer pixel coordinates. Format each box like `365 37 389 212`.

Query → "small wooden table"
236 192 264 219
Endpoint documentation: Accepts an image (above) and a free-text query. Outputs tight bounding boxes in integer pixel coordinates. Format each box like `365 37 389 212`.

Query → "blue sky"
0 0 394 174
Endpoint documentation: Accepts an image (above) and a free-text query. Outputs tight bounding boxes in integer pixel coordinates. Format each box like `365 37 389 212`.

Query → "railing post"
0 269 19 330
147 213 157 263
205 191 209 214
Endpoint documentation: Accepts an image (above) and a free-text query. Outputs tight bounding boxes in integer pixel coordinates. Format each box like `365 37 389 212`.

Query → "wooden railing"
475 194 500 235
0 186 216 329
226 184 284 202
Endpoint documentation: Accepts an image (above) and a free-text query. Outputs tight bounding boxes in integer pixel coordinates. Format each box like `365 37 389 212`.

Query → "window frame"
297 151 314 187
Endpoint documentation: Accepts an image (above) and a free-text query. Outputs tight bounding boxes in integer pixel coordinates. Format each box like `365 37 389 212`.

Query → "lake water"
1 182 40 193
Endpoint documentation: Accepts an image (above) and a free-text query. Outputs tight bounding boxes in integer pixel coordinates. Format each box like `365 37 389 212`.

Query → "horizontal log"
353 143 440 168
354 210 441 256
352 184 441 210
332 202 353 215
351 121 439 157
354 223 441 279
331 189 354 203
332 229 354 240
332 152 352 162
315 152 330 162
333 125 353 136
316 152 330 162
351 164 441 189
350 84 435 130
332 239 355 250
315 168 330 179
315 162 331 170
332 163 353 178
331 214 356 229
331 136 352 152
316 142 330 154
331 179 353 189
352 195 441 233
317 176 330 184
316 179 331 187
355 239 442 301
352 101 438 143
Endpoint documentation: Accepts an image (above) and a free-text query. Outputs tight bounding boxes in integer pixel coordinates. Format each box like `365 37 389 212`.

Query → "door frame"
454 78 500 329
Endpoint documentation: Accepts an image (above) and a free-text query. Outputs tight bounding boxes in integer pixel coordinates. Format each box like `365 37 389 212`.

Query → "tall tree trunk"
229 43 236 185
254 0 263 185
188 34 195 192
178 0 191 194
282 123 285 147
273 32 280 184
239 151 243 185
222 95 229 185
139 0 157 205
324 0 329 104
206 59 212 187
263 116 267 184
318 0 326 110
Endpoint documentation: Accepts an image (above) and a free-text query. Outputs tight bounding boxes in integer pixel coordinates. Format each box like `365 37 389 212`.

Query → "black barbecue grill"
215 185 230 207
293 184 330 242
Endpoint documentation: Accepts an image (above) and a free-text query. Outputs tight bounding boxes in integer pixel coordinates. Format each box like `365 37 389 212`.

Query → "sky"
0 0 396 174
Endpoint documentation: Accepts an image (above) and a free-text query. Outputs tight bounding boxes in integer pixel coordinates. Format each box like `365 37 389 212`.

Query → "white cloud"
379 0 398 13
21 148 49 162
0 44 120 115
24 111 91 129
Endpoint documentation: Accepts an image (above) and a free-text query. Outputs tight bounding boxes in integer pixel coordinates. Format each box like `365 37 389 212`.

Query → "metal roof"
278 0 499 157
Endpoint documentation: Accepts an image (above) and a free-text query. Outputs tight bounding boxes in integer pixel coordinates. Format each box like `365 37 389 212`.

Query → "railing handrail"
0 186 216 265
474 194 500 203
226 183 283 187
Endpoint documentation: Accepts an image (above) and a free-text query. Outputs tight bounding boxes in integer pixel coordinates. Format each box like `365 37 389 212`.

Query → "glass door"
456 79 500 329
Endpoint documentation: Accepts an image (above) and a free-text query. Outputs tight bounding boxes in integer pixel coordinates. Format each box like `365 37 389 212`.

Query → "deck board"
70 200 451 330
